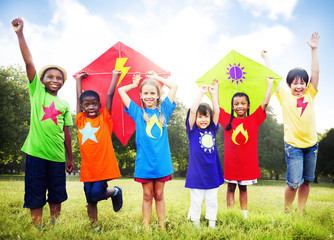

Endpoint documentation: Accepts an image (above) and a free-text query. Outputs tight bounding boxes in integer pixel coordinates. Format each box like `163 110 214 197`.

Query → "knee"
302 181 310 187
153 192 164 202
239 185 247 193
227 184 236 193
90 189 101 202
143 191 153 202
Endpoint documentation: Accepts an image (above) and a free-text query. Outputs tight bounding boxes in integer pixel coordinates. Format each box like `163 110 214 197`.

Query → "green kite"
196 50 282 115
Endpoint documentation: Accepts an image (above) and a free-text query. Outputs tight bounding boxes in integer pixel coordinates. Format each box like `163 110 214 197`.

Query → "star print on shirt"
41 101 62 125
79 122 100 145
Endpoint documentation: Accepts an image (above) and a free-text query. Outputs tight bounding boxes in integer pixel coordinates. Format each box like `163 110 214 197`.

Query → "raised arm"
307 32 320 90
209 79 220 125
189 85 208 130
146 71 178 103
261 77 274 111
76 72 88 115
118 72 141 109
261 50 279 94
106 70 121 113
12 18 36 82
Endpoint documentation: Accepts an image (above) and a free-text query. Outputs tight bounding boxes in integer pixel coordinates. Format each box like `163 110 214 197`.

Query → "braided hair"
140 79 165 126
225 92 250 131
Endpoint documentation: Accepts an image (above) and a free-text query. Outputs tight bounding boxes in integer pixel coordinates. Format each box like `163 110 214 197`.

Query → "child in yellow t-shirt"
262 32 320 212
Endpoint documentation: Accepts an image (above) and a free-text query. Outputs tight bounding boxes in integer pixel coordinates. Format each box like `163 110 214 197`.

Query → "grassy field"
0 176 333 240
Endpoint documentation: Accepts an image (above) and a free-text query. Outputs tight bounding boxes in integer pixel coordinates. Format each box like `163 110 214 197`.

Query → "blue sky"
1 0 333 133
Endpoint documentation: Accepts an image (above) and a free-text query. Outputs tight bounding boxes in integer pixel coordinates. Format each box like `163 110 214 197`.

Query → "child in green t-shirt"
12 17 73 228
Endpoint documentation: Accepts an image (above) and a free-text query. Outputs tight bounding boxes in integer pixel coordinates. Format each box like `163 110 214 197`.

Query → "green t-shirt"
21 73 73 162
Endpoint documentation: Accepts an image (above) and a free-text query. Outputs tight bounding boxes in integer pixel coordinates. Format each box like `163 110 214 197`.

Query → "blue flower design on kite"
226 63 246 85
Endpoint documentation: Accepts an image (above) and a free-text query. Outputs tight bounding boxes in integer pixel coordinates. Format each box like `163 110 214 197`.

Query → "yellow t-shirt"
275 83 318 148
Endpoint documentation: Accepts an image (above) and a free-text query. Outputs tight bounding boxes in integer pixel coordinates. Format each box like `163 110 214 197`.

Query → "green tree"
167 99 189 177
0 65 30 173
258 106 285 179
316 128 334 182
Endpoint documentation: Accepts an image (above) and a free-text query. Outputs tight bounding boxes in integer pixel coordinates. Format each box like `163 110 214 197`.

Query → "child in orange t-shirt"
76 70 123 231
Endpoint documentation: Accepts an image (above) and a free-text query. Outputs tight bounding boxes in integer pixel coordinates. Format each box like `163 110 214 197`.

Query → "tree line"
0 65 333 182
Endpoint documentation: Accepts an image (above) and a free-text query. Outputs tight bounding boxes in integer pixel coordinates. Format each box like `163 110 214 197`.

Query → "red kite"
74 42 170 146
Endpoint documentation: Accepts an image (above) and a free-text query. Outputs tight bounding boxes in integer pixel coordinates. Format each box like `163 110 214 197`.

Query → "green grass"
0 176 333 239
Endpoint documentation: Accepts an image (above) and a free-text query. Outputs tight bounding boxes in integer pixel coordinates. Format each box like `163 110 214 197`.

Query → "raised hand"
12 17 24 33
132 72 142 86
307 32 320 49
200 84 209 94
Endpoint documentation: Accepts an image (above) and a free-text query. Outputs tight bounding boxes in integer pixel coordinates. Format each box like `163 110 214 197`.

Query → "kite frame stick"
87 72 171 76
118 42 125 138
196 76 282 82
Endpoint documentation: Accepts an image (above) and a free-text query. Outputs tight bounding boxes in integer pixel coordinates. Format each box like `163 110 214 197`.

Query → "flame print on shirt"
231 123 249 145
199 131 215 153
146 115 163 138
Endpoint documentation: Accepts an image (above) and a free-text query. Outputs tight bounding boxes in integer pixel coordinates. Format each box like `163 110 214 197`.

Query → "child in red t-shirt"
76 70 123 231
219 69 273 219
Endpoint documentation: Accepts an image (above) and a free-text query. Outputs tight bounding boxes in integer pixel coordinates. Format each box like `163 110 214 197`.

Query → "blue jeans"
84 181 108 203
285 142 318 189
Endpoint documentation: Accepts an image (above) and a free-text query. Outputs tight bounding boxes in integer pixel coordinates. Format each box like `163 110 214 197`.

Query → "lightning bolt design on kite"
115 58 131 86
297 97 308 117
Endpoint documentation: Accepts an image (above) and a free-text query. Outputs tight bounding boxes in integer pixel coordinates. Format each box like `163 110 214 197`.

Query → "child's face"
41 69 64 95
140 84 159 109
80 96 101 118
196 111 211 129
232 96 250 118
289 77 306 97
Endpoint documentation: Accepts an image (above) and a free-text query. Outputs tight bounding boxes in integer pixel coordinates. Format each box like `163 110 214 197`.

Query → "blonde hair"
140 79 165 126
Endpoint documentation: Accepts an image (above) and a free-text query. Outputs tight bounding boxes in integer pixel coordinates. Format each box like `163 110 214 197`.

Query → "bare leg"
284 185 297 212
153 181 166 230
226 183 236 209
49 203 61 222
298 181 310 212
30 208 43 227
87 202 98 226
239 185 247 210
142 182 154 230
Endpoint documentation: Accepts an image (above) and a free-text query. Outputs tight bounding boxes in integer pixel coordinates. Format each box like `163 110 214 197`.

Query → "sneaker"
111 186 123 212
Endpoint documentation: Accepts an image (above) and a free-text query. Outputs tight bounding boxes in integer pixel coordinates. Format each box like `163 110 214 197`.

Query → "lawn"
0 176 333 239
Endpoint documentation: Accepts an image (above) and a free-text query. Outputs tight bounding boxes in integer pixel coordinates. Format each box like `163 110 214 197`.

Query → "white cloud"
238 0 299 20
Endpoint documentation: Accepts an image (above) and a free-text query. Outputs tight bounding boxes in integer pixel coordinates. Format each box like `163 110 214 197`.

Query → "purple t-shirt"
185 121 224 189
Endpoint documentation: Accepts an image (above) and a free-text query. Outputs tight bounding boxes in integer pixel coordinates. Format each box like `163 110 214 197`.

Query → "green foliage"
167 99 189 177
317 128 334 180
0 177 333 239
258 106 285 179
0 65 30 171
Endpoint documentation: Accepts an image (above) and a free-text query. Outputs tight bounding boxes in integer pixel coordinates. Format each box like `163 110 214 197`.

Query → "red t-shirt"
219 106 266 181
76 107 121 182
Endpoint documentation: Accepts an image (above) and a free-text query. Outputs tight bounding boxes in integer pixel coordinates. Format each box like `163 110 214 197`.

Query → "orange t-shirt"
76 107 121 182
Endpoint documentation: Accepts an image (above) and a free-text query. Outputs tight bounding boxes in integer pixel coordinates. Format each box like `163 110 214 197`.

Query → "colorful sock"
112 187 119 197
92 227 100 232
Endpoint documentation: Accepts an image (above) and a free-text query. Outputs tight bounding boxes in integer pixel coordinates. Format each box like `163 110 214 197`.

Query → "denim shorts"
24 154 67 209
285 142 318 189
84 180 108 203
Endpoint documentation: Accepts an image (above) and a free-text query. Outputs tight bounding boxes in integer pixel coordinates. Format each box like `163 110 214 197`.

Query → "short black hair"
286 68 309 86
80 90 100 104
